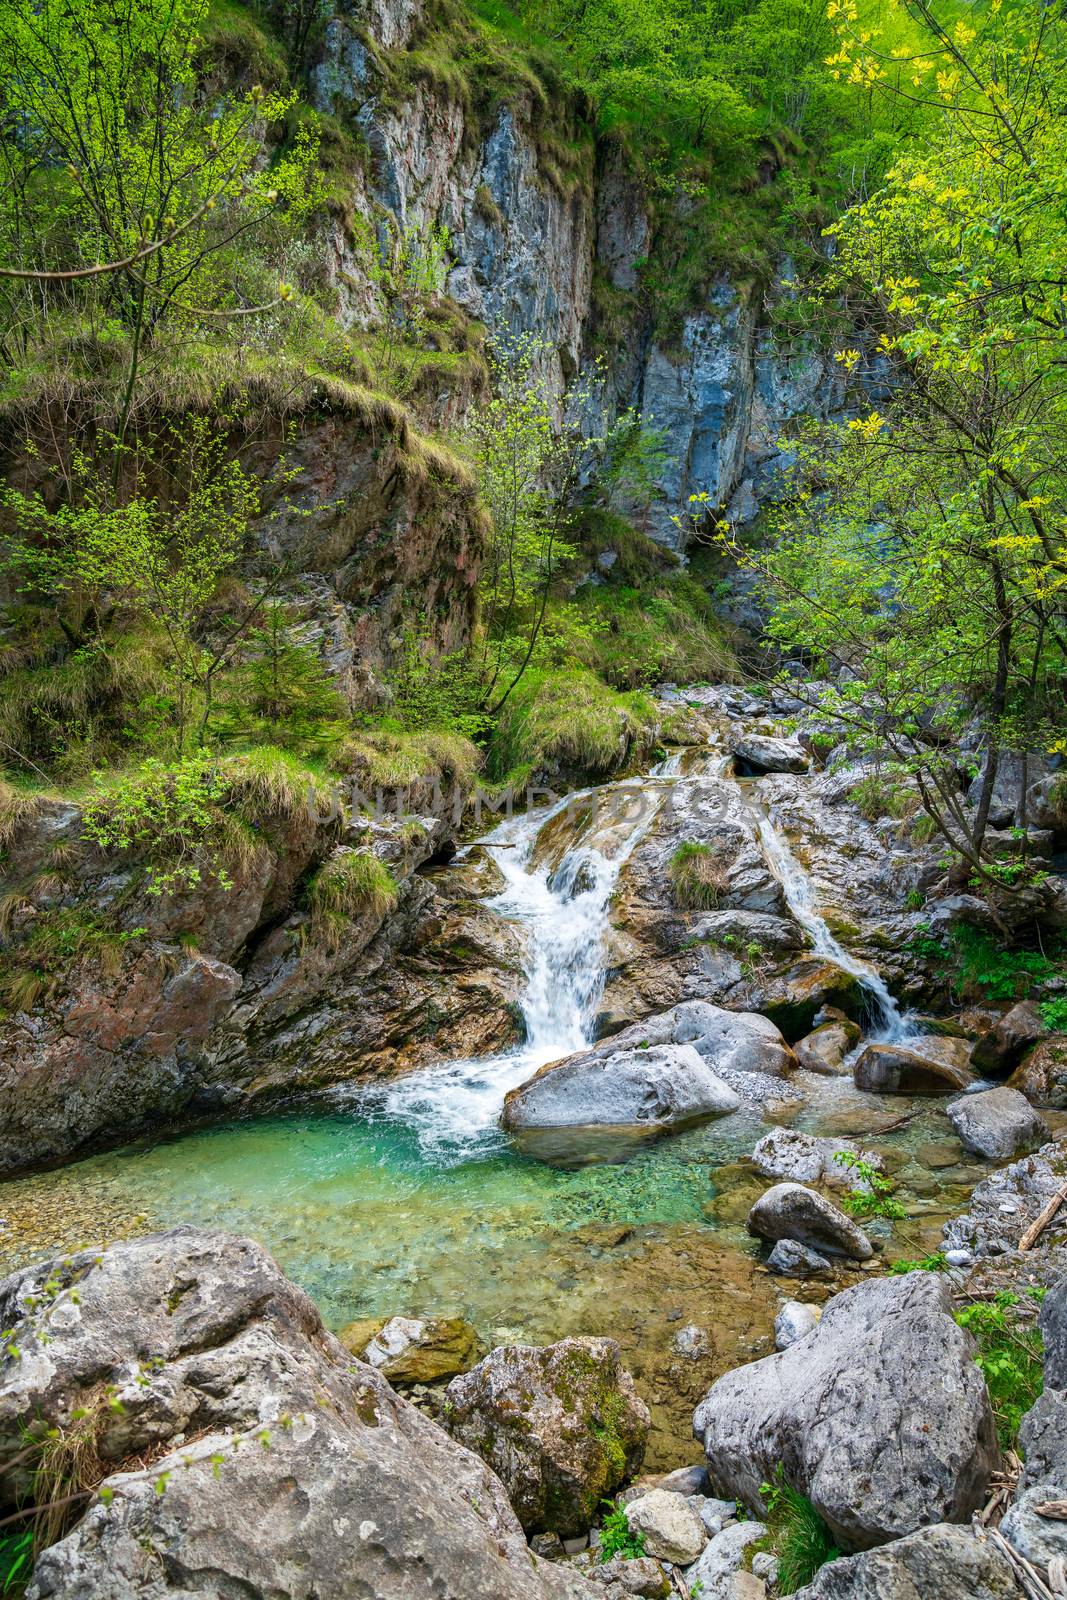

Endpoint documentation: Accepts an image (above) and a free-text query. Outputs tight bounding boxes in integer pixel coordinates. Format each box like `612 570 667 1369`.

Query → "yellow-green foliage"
849 772 920 822
568 581 738 690
669 841 728 909
487 667 659 786
342 724 482 791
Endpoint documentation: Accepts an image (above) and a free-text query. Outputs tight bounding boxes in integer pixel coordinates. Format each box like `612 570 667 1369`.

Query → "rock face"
442 1338 650 1536
853 1038 975 1096
502 1041 741 1136
971 1001 1048 1074
747 1183 874 1261
755 961 864 1042
692 1274 1000 1551
795 1019 860 1075
0 1229 598 1600
789 1523 1018 1599
945 1086 1049 1160
1007 1036 1067 1108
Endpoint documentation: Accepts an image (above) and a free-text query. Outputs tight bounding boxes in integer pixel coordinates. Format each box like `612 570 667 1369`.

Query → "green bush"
597 1499 646 1563
955 1290 1044 1448
832 1153 906 1221
1039 996 1067 1032
949 925 1056 1003
669 841 728 910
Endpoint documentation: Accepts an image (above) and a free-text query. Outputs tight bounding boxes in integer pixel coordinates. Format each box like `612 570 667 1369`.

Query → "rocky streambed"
2 683 1066 1596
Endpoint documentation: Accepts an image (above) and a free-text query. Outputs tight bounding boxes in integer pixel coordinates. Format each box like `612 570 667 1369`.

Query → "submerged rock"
747 1182 874 1261
1007 1035 1067 1108
0 1229 599 1600
692 1274 1000 1551
945 1086 1049 1160
853 1037 975 1096
789 1522 1017 1599
502 1041 740 1138
442 1337 650 1536
356 1314 482 1384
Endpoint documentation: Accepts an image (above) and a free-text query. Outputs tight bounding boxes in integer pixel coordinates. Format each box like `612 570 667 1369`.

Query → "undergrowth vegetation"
955 1290 1045 1449
669 842 728 911
756 1467 840 1594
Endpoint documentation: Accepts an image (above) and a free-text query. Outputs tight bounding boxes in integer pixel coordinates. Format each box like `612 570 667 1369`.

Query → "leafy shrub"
597 1499 646 1564
832 1152 906 1220
669 842 728 910
950 925 1055 1002
1039 996 1067 1032
849 772 918 822
759 1467 840 1594
887 1251 947 1275
955 1290 1044 1447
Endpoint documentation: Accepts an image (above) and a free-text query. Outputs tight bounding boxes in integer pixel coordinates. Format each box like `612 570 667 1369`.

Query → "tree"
0 0 321 450
711 0 1067 895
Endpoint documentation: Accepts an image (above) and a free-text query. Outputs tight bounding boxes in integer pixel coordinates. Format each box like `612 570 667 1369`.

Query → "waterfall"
368 786 661 1160
754 808 913 1042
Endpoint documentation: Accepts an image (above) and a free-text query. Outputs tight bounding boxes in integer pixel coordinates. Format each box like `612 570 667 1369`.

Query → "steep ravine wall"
311 0 846 550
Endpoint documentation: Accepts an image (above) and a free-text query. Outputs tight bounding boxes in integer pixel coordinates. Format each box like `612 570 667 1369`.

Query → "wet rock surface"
853 1037 976 1096
747 1182 874 1261
502 1041 741 1136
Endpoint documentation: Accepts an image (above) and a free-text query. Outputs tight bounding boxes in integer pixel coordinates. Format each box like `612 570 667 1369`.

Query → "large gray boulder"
692 1274 1000 1551
946 1086 1049 1160
605 1001 798 1079
0 1229 598 1600
732 734 809 774
750 1128 881 1189
442 1338 650 1537
747 1183 874 1261
789 1522 1017 1599
1001 1482 1067 1569
502 1042 740 1134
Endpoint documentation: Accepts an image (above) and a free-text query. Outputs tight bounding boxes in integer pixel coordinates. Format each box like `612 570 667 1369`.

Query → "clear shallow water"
0 759 1000 1463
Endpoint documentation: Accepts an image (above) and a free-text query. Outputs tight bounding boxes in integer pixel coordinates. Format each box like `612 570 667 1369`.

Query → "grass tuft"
669 841 728 910
486 667 658 787
306 849 399 951
759 1467 841 1594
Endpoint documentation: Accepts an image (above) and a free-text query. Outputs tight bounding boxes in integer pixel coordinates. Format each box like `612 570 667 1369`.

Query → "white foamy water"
754 807 914 1042
364 786 662 1160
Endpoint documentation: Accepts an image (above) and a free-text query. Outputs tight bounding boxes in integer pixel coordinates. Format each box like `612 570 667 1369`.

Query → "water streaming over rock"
754 806 914 1042
368 786 662 1160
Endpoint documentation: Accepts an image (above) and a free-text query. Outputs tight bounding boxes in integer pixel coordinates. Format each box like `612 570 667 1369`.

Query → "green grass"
0 1527 32 1594
669 841 728 910
758 1468 841 1594
949 925 1058 1003
306 849 399 949
342 724 482 792
486 667 659 788
849 771 919 822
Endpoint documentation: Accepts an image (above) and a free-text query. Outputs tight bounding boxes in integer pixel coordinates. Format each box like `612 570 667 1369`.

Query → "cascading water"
754 808 914 1042
368 785 663 1160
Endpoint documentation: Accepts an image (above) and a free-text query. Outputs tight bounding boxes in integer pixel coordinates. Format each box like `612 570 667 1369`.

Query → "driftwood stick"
1019 1182 1067 1251
987 1525 1056 1600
